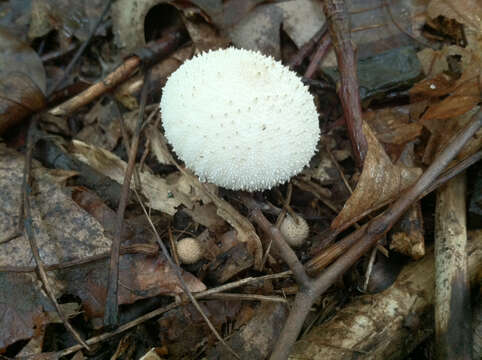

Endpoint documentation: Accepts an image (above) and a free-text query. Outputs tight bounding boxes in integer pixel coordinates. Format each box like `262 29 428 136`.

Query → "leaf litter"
0 0 481 358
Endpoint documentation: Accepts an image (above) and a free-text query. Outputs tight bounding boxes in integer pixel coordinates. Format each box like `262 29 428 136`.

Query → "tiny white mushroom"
160 47 320 191
280 214 309 248
176 237 202 264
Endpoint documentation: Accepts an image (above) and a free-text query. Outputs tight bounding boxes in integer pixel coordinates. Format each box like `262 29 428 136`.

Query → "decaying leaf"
149 129 264 269
0 272 53 350
364 105 423 161
421 76 480 122
0 0 32 39
68 139 201 215
62 254 206 318
413 20 482 164
0 144 112 268
278 0 325 48
427 0 482 33
228 3 284 59
331 123 422 231
158 299 241 358
183 203 227 232
76 99 122 151
0 27 46 134
29 0 108 42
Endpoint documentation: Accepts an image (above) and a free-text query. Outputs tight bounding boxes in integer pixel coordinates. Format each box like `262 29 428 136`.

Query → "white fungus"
176 237 202 264
160 47 320 191
280 214 309 247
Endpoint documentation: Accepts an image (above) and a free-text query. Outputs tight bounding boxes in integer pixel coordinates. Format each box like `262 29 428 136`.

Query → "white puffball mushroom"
176 237 202 264
160 47 320 191
280 214 309 247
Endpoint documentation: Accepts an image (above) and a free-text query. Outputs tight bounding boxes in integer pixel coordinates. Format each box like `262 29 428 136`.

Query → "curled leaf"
331 123 422 231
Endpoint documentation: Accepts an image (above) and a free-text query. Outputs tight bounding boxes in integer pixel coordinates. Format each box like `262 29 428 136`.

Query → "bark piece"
435 173 472 359
289 230 482 360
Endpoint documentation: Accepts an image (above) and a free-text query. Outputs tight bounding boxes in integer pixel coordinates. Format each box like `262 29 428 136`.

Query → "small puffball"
176 237 202 264
280 214 309 247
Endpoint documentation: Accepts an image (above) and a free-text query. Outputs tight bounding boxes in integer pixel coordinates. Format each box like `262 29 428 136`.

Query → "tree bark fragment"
289 230 482 359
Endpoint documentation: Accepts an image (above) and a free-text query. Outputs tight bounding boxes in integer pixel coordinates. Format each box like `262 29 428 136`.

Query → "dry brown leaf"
331 123 422 231
421 76 480 122
364 106 423 157
149 129 264 269
421 94 479 122
182 16 230 52
427 0 482 33
62 254 206 318
0 144 112 268
227 3 283 58
183 203 227 233
409 73 458 98
422 105 481 164
29 0 108 42
69 139 185 215
0 27 46 134
76 99 121 151
0 272 53 349
0 144 107 348
365 106 423 162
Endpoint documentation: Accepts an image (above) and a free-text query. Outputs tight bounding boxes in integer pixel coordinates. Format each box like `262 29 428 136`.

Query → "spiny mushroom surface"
176 237 202 264
160 47 319 191
280 214 309 247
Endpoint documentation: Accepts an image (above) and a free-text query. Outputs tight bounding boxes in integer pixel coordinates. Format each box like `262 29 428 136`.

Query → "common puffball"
160 48 319 191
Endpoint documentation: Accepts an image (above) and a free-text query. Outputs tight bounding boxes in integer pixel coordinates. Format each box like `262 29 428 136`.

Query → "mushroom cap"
160 48 319 191
176 237 202 264
280 214 309 247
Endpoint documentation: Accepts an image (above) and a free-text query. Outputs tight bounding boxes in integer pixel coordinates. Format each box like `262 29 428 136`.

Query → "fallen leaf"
28 0 109 42
76 99 122 151
227 3 283 58
331 123 422 231
183 203 227 232
182 13 230 52
0 272 53 350
409 73 458 98
422 105 481 165
421 76 480 122
364 105 423 161
62 254 206 318
0 27 46 134
278 0 325 48
0 0 32 39
68 139 183 215
427 0 482 33
0 144 112 268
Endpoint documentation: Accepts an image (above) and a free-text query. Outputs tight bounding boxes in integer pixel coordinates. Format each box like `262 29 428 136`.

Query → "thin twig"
206 293 288 303
21 120 90 350
304 31 331 79
104 68 152 327
322 0 368 167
